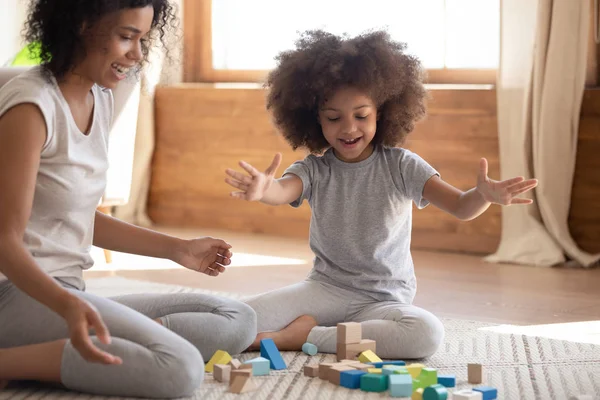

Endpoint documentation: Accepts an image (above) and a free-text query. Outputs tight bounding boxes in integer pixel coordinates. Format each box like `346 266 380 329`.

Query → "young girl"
0 1 256 398
225 30 538 360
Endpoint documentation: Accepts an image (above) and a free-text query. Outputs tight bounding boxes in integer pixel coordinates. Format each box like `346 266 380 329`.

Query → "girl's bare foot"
247 315 317 351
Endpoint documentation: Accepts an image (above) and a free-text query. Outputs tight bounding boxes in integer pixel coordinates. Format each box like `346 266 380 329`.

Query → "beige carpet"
1 277 599 400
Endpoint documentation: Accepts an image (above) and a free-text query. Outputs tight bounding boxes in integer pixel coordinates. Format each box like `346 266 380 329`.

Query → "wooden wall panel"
149 85 599 255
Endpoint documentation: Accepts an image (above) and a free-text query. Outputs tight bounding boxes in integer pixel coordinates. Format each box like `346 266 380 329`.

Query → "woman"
0 1 256 398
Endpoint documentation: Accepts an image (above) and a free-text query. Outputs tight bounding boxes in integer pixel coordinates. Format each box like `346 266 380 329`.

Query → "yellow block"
367 368 382 374
406 363 425 379
412 388 424 400
205 350 232 373
358 350 382 363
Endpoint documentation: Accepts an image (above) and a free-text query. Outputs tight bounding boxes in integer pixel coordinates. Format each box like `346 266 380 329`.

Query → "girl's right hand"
225 153 282 201
58 294 122 365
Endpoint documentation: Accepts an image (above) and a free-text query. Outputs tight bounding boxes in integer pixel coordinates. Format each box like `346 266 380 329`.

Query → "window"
184 0 500 84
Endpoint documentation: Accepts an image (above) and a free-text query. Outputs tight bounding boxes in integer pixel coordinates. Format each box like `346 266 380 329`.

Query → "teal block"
244 357 270 376
360 373 388 392
438 374 456 388
340 370 367 389
420 367 438 387
423 384 448 400
389 374 412 397
368 360 406 367
260 338 286 370
383 365 407 375
301 342 318 356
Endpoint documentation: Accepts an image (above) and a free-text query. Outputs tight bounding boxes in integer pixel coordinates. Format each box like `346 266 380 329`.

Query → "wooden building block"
228 359 242 369
423 384 448 400
243 357 270 376
260 338 287 370
389 374 413 398
337 322 362 345
304 364 320 377
468 363 483 384
230 369 252 382
205 350 232 373
213 364 231 382
328 365 356 385
318 362 337 380
340 359 361 365
229 375 256 394
352 363 374 371
453 390 483 400
338 339 377 361
358 350 382 364
340 369 367 389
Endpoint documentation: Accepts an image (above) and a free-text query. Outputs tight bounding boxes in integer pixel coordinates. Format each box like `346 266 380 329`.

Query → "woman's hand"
172 237 233 277
476 158 538 205
58 294 122 365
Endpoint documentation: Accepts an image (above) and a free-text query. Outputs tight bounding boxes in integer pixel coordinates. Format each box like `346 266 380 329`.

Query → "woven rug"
1 277 599 400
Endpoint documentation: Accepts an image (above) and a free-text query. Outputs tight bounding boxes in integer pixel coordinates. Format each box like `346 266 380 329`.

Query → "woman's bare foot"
247 315 317 352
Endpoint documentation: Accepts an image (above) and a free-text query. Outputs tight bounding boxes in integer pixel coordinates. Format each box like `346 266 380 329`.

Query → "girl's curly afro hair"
265 30 428 153
23 0 178 81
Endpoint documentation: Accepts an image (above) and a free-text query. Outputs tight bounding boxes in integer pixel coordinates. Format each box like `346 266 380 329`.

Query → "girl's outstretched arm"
225 153 303 206
423 158 538 221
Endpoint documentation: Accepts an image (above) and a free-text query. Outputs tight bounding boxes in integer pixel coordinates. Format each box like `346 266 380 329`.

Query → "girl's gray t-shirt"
284 145 439 303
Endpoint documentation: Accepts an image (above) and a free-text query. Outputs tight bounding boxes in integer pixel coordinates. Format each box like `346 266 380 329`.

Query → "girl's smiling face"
318 86 378 163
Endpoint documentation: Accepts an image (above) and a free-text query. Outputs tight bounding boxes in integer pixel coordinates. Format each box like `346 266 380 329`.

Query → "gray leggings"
246 279 444 360
0 278 257 398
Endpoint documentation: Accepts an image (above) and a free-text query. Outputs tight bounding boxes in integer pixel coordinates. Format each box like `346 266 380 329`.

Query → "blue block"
260 338 287 370
244 357 270 376
301 342 318 356
389 374 412 397
473 386 498 400
340 370 367 389
368 360 406 368
438 374 456 388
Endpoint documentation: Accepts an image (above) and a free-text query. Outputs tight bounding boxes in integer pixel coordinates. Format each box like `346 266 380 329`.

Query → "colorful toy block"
438 374 456 387
412 387 424 400
358 349 382 363
423 383 448 400
360 373 388 392
340 369 367 389
389 374 412 398
383 365 406 375
369 360 406 368
352 363 374 371
337 322 362 344
413 378 424 391
260 338 286 370
406 363 425 379
243 357 270 376
419 367 438 387
367 368 382 374
205 350 232 373
340 339 377 360
304 365 319 377
468 363 483 384
228 359 242 369
328 365 356 385
473 386 498 400
453 390 483 400
213 364 231 382
302 342 318 356
340 359 361 364
229 374 256 394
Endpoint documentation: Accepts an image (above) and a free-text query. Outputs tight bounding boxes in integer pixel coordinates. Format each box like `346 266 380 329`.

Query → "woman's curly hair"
23 0 178 81
265 30 428 153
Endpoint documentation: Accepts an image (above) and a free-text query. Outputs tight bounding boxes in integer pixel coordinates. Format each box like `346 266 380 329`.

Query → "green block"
383 365 407 375
360 373 388 392
420 367 438 387
413 377 424 391
423 383 448 400
393 367 410 375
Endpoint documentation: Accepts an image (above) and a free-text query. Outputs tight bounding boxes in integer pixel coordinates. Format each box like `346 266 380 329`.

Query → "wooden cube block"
468 363 483 384
337 322 362 345
229 375 256 394
213 364 231 382
328 365 356 385
358 349 382 364
453 389 483 400
228 359 242 369
230 369 252 382
318 362 337 380
352 363 373 371
304 364 319 377
339 339 377 361
205 350 232 373
340 359 361 364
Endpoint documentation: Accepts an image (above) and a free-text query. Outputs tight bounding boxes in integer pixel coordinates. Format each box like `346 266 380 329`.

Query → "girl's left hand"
172 237 233 276
476 158 538 205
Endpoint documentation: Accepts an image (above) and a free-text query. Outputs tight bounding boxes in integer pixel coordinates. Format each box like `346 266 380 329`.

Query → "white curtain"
486 0 600 267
